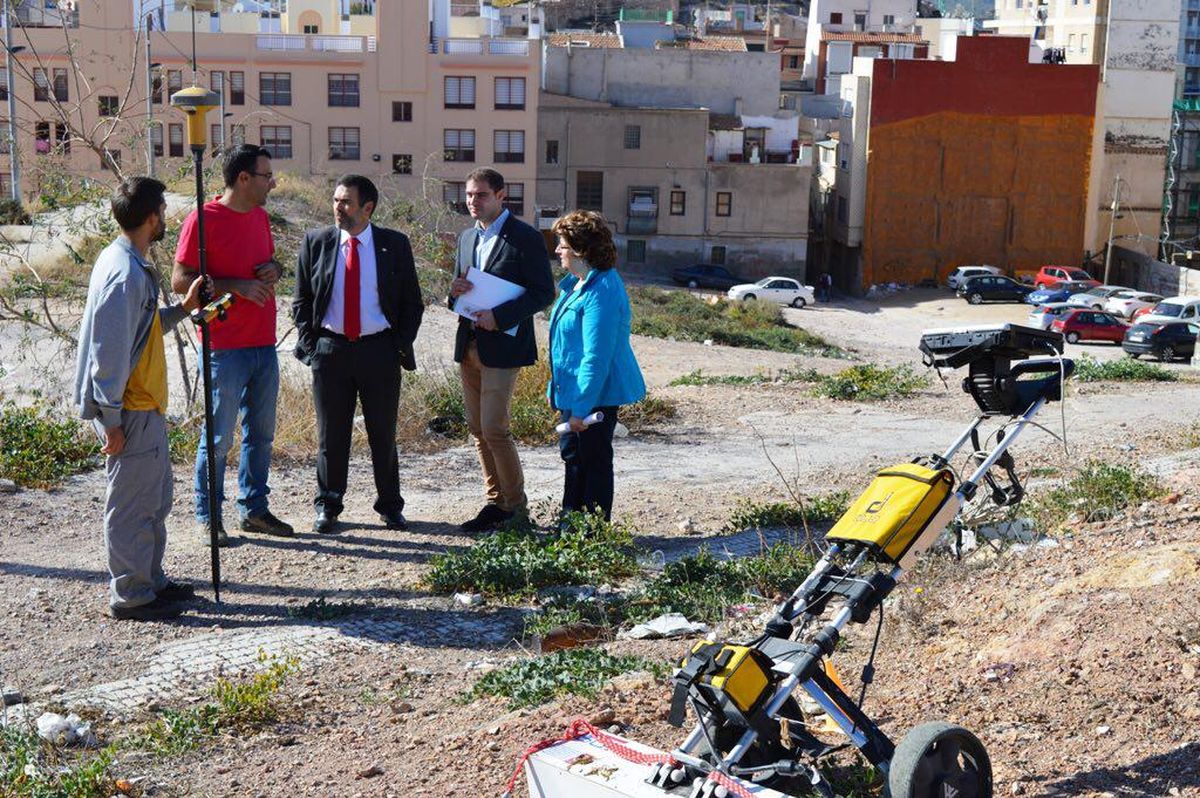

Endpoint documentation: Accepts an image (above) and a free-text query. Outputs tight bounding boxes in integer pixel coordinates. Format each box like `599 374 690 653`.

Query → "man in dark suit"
449 168 555 532
293 175 424 534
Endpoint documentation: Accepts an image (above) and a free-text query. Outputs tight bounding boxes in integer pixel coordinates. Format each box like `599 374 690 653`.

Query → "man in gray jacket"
75 177 205 621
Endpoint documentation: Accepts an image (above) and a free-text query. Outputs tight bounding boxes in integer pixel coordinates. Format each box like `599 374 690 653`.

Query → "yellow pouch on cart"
826 463 955 564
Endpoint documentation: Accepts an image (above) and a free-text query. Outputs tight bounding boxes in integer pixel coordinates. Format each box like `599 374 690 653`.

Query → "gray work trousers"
97 409 172 609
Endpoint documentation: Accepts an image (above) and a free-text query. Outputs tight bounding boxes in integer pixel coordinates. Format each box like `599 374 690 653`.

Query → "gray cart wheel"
887 722 992 798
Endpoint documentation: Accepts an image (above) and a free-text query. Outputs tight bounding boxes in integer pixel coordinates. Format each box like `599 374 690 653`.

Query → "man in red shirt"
172 144 293 544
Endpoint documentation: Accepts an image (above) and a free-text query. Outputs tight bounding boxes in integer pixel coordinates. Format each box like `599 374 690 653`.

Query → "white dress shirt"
474 208 509 272
321 224 390 337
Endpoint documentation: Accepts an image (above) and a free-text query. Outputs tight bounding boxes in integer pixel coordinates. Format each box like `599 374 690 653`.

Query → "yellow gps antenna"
169 2 230 600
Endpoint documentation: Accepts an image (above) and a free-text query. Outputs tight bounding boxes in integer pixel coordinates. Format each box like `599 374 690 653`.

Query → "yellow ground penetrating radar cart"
521 323 1074 798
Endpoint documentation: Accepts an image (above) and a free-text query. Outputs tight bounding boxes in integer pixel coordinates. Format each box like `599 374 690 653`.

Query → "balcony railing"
1184 52 1200 67
436 38 531 56
257 34 306 51
254 34 375 52
16 4 79 27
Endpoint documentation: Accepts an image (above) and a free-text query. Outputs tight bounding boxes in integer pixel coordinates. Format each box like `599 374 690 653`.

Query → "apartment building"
2 0 540 223
987 0 1178 260
802 0 919 92
539 40 809 277
1164 2 1200 250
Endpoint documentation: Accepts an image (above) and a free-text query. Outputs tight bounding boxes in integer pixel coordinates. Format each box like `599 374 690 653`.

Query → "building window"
494 129 525 163
494 76 526 110
98 95 119 117
670 190 686 215
329 126 360 160
230 71 245 104
261 125 293 159
54 123 68 154
715 192 732 217
545 139 559 165
504 182 525 216
786 54 800 69
0 68 8 101
443 181 468 214
150 124 163 157
52 68 68 102
150 71 163 104
392 101 412 122
443 128 475 162
624 125 641 150
327 73 360 107
1080 33 1089 52
444 76 476 109
883 14 895 24
627 240 646 263
710 245 726 265
854 12 866 29
837 195 848 223
392 154 412 174
101 149 121 171
829 12 842 23
33 68 49 102
303 23 318 33
34 122 50 154
210 123 223 154
168 69 183 97
260 72 292 106
168 123 183 157
230 124 245 146
576 170 603 212
210 70 224 99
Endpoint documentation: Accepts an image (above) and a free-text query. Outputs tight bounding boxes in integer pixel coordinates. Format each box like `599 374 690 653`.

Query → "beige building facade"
4 0 540 222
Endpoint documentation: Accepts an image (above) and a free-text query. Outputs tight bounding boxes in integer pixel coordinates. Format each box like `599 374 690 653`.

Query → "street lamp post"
1102 174 1121 285
3 0 21 202
145 13 160 176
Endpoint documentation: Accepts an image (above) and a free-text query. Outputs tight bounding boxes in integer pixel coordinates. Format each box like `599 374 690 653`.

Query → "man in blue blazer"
449 168 555 532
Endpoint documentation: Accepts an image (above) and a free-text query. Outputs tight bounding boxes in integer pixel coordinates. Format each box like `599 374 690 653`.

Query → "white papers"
453 266 524 337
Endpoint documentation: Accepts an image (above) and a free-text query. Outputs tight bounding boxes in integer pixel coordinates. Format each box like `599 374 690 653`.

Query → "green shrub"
425 510 639 598
0 198 31 225
628 545 813 624
1073 354 1177 383
812 364 929 401
0 726 118 798
723 491 851 533
286 596 369 620
466 648 661 709
669 367 820 387
1027 460 1164 530
629 286 843 356
167 416 201 464
0 403 100 488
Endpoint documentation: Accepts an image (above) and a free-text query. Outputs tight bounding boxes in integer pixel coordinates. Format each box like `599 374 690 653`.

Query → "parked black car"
1122 320 1198 361
957 274 1034 304
671 264 743 290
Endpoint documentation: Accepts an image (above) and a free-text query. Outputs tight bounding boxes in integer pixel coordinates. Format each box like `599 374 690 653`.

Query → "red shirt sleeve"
174 210 200 268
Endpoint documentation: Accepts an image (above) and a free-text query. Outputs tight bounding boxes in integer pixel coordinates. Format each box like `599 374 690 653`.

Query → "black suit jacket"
292 224 424 370
450 213 555 368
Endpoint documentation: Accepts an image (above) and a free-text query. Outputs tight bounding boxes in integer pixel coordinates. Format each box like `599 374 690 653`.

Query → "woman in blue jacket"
547 210 646 520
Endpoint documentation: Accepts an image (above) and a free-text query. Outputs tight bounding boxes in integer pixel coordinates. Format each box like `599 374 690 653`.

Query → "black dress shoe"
156 580 196 601
380 509 408 530
458 504 514 533
313 511 340 535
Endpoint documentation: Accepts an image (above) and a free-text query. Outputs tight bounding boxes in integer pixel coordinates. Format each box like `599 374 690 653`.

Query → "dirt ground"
1 287 1199 797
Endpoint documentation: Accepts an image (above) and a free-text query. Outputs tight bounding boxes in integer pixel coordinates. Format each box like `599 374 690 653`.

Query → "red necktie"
344 236 360 341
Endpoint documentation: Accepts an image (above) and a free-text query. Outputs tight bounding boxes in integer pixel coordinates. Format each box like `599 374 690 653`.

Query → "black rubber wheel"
687 279 699 289
1155 345 1175 362
968 293 983 305
743 293 757 301
1065 331 1080 344
887 722 992 798
792 297 807 308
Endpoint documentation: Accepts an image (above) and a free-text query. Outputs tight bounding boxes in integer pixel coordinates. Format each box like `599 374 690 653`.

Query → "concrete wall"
860 37 1100 289
1108 245 1200 295
542 46 783 115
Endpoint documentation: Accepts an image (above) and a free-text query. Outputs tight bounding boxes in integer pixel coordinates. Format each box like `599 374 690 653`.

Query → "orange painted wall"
860 37 1099 288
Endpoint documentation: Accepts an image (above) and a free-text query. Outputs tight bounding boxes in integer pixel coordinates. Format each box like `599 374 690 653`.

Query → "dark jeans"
311 331 404 517
558 405 619 521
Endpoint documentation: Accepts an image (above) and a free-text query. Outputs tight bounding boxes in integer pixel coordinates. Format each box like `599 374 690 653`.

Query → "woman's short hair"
551 210 617 271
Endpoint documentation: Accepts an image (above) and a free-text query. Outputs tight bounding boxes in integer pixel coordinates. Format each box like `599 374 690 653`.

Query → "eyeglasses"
251 171 274 180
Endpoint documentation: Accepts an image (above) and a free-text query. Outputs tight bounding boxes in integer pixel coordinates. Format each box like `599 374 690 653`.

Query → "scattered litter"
0 479 17 494
1095 725 1112 737
2 686 22 706
677 518 696 535
537 622 610 653
35 712 96 747
453 592 483 608
618 613 708 640
613 422 629 439
703 339 713 346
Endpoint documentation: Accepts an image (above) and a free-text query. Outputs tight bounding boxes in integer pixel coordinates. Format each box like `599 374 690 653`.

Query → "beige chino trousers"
459 341 528 513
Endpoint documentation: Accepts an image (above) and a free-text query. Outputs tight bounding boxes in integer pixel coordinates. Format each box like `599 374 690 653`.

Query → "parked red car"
1131 305 1155 322
1033 265 1101 290
1051 309 1128 344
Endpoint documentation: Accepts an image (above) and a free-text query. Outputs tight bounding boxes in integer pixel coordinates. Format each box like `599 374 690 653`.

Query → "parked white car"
1026 302 1075 330
727 277 816 308
946 265 1002 290
1103 290 1163 319
1140 296 1200 325
1066 284 1130 309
